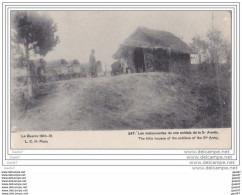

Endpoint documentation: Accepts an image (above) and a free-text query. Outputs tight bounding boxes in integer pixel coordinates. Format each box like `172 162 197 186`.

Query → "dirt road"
12 72 199 131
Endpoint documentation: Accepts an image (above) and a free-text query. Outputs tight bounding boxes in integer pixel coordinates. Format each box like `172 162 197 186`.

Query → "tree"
190 29 231 66
190 28 232 128
12 11 59 99
11 29 26 68
190 36 209 64
206 29 232 128
206 29 227 65
221 40 232 66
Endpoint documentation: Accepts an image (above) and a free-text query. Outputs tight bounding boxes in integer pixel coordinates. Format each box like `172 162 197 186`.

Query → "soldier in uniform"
36 58 47 83
89 49 96 77
121 59 128 74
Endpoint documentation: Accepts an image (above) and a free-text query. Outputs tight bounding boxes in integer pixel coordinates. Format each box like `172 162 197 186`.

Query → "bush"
11 85 30 118
190 63 231 128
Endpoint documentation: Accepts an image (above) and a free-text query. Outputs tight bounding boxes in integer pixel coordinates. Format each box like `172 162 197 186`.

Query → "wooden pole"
143 49 147 72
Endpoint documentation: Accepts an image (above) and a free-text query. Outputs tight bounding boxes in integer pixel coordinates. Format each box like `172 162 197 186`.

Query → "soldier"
89 49 96 77
36 58 47 83
121 59 128 74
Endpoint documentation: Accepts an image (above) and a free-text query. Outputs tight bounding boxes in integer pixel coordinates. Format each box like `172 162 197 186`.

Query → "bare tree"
190 29 231 65
207 29 228 65
190 36 209 64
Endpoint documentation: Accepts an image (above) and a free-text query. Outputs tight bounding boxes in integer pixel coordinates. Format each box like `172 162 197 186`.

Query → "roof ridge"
120 27 194 54
138 27 171 47
138 26 173 36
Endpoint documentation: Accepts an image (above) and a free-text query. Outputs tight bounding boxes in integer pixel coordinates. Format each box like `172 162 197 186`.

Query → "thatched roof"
113 27 194 58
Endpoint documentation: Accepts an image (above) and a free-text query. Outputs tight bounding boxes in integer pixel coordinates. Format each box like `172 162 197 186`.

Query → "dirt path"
12 72 199 131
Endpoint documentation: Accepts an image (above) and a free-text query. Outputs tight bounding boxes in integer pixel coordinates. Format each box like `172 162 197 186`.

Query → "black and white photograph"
1 2 240 194
10 10 231 133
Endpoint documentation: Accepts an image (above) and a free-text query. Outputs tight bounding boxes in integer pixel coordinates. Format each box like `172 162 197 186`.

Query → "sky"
37 11 231 67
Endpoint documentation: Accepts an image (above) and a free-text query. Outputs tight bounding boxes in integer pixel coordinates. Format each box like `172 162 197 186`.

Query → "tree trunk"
25 45 34 100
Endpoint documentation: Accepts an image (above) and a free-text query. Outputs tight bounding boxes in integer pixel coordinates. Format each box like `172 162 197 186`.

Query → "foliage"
12 11 59 57
207 29 226 64
11 11 59 98
11 30 26 68
190 36 209 64
190 29 231 65
189 29 232 128
189 65 231 128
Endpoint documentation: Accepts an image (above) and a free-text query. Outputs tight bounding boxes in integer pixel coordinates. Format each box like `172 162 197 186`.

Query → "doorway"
134 48 145 73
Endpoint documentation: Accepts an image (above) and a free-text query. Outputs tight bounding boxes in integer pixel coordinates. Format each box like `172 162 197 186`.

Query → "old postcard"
1 3 240 195
10 10 232 149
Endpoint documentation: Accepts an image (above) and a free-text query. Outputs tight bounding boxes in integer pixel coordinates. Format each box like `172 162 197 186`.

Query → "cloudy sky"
39 11 231 67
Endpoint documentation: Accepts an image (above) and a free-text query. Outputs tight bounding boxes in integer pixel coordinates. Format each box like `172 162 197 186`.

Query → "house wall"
144 50 191 75
144 49 170 72
119 47 191 75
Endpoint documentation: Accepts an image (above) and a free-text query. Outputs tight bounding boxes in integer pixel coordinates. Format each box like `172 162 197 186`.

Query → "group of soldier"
90 49 129 76
26 49 129 85
110 58 129 76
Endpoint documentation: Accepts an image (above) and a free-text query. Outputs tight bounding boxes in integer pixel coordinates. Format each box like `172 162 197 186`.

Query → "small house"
113 27 195 75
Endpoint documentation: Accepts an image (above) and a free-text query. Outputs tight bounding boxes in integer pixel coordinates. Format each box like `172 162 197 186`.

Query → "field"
11 70 231 131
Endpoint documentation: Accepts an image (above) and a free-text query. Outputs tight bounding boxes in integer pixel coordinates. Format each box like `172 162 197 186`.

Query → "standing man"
37 58 47 83
89 49 96 77
121 59 128 74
